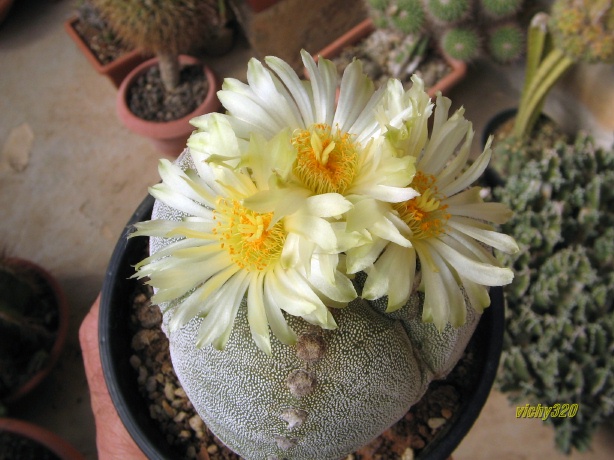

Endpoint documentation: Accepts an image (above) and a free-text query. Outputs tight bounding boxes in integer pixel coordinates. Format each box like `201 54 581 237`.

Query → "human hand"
79 295 146 460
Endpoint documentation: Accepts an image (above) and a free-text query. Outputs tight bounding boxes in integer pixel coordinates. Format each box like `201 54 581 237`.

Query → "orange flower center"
394 171 450 239
292 123 358 194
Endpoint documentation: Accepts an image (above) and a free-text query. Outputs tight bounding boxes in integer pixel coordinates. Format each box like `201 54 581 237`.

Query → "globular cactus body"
150 153 480 460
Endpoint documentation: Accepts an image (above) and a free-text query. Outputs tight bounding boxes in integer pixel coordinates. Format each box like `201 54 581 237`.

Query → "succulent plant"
366 0 526 63
512 0 614 138
479 0 524 19
441 26 481 61
491 132 614 453
423 0 472 25
486 22 524 63
131 52 517 458
91 0 222 91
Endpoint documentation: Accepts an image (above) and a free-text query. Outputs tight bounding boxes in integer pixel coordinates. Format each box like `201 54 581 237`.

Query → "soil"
0 263 59 400
129 278 479 460
127 64 209 122
330 29 452 92
0 431 60 460
71 16 132 66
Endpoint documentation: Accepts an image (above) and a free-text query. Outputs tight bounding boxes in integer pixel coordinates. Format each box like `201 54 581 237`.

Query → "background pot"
116 55 221 156
314 18 467 99
100 195 504 459
64 16 148 89
1 258 70 405
0 418 84 460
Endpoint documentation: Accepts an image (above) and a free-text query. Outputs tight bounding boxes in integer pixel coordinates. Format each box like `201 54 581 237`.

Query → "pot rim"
1 258 70 404
0 417 84 460
116 55 220 140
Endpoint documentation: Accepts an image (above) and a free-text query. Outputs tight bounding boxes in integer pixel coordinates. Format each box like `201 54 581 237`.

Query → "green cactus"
423 0 472 25
487 22 524 64
492 132 614 453
441 27 481 61
91 0 222 91
149 155 481 460
479 0 524 19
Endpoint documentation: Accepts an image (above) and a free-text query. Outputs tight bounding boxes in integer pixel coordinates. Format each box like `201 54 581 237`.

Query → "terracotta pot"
0 418 84 460
64 16 149 88
116 55 221 156
1 258 70 405
99 194 504 459
313 18 467 99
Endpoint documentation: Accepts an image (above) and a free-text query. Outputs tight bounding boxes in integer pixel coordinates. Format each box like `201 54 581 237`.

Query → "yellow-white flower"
188 51 424 249
132 140 357 355
359 93 519 330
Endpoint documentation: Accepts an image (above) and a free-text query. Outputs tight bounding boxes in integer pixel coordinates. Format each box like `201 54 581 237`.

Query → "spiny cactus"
92 0 222 91
423 0 472 25
441 26 481 61
479 0 524 19
486 22 524 63
492 132 614 453
366 0 526 63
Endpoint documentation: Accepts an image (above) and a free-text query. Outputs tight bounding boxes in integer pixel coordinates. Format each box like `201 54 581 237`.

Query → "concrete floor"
1 1 613 459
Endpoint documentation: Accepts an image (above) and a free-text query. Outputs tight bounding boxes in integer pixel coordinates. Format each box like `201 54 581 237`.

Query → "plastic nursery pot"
99 195 504 460
1 258 70 405
64 16 149 89
116 55 221 157
0 418 84 460
312 18 467 99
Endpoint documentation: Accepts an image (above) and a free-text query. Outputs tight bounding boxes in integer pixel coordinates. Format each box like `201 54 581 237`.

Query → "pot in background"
116 56 221 156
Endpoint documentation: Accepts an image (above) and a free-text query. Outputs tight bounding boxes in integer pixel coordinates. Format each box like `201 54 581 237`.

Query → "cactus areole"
102 53 517 459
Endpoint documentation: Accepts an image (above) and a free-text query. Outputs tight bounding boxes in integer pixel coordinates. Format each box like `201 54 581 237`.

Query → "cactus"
512 0 614 138
131 52 517 458
487 22 524 64
492 132 614 453
366 0 526 63
441 26 481 60
423 0 472 25
91 0 222 91
479 0 524 19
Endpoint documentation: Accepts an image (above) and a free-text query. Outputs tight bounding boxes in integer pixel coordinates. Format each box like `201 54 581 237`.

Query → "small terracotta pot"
313 18 467 99
116 55 221 156
1 258 69 405
64 16 149 89
0 418 84 460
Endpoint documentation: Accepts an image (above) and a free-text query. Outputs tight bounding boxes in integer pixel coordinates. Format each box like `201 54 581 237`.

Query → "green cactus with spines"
91 0 223 91
366 0 526 63
479 0 524 19
441 27 481 61
492 132 614 453
422 0 472 25
487 22 524 63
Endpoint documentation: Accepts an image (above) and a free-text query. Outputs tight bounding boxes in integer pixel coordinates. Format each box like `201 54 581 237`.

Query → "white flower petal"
447 217 519 253
247 272 271 355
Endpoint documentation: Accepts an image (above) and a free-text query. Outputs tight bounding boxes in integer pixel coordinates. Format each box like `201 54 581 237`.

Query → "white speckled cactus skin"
149 150 481 460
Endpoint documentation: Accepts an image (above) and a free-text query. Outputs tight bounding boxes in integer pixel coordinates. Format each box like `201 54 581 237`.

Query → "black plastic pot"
99 195 504 460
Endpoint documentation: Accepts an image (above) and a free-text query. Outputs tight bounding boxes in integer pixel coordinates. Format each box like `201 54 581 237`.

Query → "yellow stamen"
292 123 358 194
394 171 450 239
212 198 286 272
